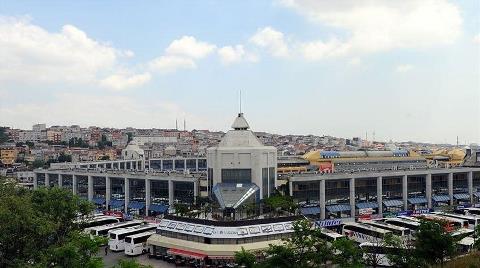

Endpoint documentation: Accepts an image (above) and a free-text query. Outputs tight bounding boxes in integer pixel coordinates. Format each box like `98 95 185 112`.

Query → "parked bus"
318 228 345 243
383 218 421 233
417 214 468 231
109 224 157 251
464 208 480 216
124 231 155 256
86 220 144 237
79 216 119 229
360 242 412 267
432 212 480 229
342 223 391 243
363 220 411 238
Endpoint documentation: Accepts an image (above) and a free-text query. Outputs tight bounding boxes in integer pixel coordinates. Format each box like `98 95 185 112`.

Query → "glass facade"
221 169 252 184
151 180 169 204
174 181 194 204
93 176 106 198
262 168 268 198
269 167 275 195
150 160 162 170
292 181 319 202
383 177 402 199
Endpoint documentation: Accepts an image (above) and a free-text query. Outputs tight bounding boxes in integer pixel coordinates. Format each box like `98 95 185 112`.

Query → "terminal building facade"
33 115 480 222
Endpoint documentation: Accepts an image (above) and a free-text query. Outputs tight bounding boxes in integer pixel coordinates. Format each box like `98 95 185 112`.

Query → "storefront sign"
316 219 342 227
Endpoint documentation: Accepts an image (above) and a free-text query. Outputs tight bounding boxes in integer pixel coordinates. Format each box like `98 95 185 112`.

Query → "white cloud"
165 36 216 59
348 57 361 66
395 64 414 73
280 0 462 58
99 72 151 91
474 34 480 44
299 38 352 60
0 16 137 86
250 27 289 57
218 45 258 65
149 56 196 73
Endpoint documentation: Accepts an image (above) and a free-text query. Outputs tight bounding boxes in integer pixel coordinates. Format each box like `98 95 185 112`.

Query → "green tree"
0 182 103 267
332 237 364 268
0 127 9 143
234 247 256 268
414 219 456 266
58 152 72 162
32 159 46 168
383 233 422 268
263 219 333 268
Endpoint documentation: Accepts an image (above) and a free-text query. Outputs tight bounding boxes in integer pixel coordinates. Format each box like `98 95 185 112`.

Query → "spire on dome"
231 113 250 130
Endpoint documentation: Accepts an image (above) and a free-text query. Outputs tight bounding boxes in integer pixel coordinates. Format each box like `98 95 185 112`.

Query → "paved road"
99 247 175 268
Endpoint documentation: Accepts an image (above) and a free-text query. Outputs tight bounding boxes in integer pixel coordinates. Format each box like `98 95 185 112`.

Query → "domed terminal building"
146 114 297 264
207 113 277 210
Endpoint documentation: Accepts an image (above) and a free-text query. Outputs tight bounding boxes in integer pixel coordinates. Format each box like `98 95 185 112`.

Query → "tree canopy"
0 181 104 267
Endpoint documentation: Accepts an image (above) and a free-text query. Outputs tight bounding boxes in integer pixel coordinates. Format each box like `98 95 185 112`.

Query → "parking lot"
99 247 175 268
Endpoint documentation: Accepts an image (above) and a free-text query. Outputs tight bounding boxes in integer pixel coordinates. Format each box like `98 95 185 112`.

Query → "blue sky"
0 0 479 144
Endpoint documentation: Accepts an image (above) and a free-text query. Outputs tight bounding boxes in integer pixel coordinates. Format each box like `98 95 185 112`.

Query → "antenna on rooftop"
239 89 242 114
184 119 186 131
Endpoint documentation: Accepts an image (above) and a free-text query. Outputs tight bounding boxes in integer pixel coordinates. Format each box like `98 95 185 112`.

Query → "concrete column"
350 178 356 218
124 178 130 213
448 173 454 206
172 160 176 170
426 173 432 209
468 171 474 204
195 159 199 172
168 180 174 206
402 175 408 210
289 180 293 197
105 176 111 209
320 180 326 220
145 179 151 216
193 180 198 204
33 173 38 190
72 174 78 194
88 175 93 201
160 160 163 171
45 173 50 188
184 159 187 172
58 174 63 188
377 176 383 217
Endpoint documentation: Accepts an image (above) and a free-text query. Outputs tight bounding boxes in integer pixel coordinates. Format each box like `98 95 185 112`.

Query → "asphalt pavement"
99 246 175 268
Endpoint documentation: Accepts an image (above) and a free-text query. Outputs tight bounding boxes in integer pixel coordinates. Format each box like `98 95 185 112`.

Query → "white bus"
418 214 469 230
464 208 480 216
124 231 155 256
109 224 157 251
86 220 144 237
79 216 119 229
360 242 412 267
383 218 421 233
318 228 345 243
432 212 480 229
342 223 392 243
363 220 411 238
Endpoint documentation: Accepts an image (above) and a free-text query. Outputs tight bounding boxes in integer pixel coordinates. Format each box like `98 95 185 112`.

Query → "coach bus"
342 222 392 243
109 224 157 251
79 216 119 229
432 212 480 229
318 227 345 243
124 231 155 256
363 220 411 238
360 242 412 267
86 220 144 237
383 218 421 233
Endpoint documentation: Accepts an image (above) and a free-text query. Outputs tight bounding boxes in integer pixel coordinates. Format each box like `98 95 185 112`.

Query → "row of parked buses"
317 208 480 266
77 214 158 256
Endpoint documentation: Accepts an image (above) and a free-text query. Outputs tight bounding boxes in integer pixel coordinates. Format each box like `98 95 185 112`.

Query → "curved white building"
207 113 277 201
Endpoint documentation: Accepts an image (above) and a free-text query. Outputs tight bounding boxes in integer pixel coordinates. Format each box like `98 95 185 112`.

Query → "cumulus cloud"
395 64 414 73
250 27 289 57
149 55 196 73
165 36 216 59
278 0 462 59
217 45 258 65
0 16 143 89
99 72 151 91
474 34 480 44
